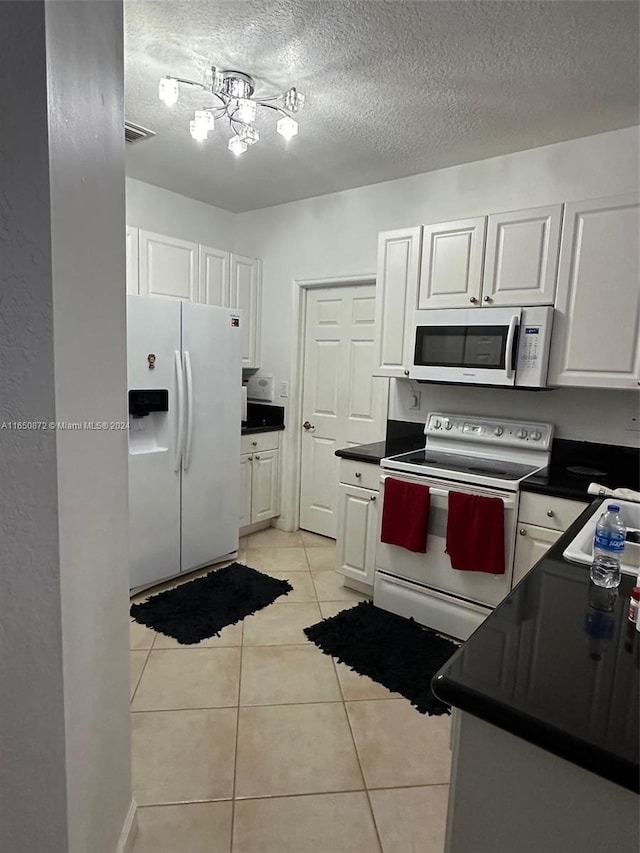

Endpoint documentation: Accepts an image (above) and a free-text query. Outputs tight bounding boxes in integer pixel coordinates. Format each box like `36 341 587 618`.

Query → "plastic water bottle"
590 504 626 588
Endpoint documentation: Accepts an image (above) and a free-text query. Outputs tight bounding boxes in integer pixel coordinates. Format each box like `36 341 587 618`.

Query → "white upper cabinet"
418 217 486 308
548 193 640 389
199 244 230 306
139 230 198 301
373 227 422 377
482 205 562 306
230 254 262 369
125 226 139 295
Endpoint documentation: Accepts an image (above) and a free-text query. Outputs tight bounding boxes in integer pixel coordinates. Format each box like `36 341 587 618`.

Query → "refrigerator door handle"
174 350 185 472
183 350 194 471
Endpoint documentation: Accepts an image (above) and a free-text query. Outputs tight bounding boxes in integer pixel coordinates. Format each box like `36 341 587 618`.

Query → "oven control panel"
425 413 553 450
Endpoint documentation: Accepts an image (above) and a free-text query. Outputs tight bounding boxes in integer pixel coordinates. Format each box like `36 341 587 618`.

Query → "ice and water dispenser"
128 389 169 454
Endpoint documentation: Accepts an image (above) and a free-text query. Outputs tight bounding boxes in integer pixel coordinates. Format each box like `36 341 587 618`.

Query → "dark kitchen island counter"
432 499 639 851
433 498 639 793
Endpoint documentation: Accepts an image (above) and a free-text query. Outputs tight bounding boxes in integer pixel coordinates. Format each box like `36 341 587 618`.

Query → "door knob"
302 421 315 431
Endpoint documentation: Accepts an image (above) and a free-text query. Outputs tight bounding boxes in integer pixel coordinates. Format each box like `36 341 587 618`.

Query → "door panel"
199 245 230 306
139 230 198 300
419 217 486 308
483 205 562 306
126 226 139 295
512 524 561 588
251 450 279 523
181 302 242 572
239 454 252 528
300 285 388 538
548 194 640 388
335 484 379 585
230 254 261 368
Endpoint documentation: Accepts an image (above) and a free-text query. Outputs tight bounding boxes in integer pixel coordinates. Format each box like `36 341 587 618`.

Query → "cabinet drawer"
339 459 381 491
518 491 588 531
241 431 280 454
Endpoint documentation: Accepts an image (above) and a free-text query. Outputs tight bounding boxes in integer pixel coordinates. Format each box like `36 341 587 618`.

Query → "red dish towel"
380 478 430 553
446 491 505 574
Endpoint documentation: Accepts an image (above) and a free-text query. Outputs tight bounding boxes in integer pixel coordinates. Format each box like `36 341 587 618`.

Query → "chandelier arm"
257 102 291 119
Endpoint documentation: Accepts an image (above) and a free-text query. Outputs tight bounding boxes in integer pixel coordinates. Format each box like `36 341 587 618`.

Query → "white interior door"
299 285 388 538
181 302 242 572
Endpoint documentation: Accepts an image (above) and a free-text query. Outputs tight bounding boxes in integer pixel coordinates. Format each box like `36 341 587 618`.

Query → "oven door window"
415 325 511 370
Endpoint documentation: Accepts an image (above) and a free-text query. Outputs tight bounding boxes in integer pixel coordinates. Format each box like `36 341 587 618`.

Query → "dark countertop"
241 423 285 435
432 498 640 793
242 402 285 435
521 438 640 501
335 420 425 463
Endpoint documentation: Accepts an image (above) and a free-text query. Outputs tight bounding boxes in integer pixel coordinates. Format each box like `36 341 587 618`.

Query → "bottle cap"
607 504 620 512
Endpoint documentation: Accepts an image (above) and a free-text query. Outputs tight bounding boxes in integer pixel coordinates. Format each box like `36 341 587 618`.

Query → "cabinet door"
512 523 561 588
199 245 229 306
239 454 252 529
418 217 486 308
373 228 422 377
230 254 262 368
549 194 640 389
335 483 379 585
126 226 139 295
251 449 279 523
482 205 562 306
139 230 198 301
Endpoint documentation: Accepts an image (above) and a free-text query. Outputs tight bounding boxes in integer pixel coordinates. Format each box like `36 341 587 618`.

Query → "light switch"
280 381 289 398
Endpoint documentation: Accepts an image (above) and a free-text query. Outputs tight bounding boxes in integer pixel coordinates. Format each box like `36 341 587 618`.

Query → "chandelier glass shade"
158 67 304 155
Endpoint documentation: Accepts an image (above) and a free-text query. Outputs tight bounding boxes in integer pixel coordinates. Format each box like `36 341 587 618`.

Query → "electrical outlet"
279 381 289 398
409 390 421 411
626 409 640 431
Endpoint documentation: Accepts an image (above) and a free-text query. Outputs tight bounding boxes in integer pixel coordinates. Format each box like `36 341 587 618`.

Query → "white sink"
563 499 640 577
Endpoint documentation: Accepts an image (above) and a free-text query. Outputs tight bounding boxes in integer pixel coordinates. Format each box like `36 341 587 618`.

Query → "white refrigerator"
127 295 242 591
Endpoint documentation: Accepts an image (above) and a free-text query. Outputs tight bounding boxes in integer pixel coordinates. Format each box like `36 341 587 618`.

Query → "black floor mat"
304 600 459 715
130 562 293 645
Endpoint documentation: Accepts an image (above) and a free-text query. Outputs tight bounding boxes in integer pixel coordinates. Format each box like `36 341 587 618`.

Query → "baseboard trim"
115 799 137 853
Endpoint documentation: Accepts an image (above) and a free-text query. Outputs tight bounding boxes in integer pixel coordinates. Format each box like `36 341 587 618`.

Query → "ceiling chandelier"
158 67 305 155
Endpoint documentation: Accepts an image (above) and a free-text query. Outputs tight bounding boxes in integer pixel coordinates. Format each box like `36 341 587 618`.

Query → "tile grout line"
330 655 385 853
228 600 247 853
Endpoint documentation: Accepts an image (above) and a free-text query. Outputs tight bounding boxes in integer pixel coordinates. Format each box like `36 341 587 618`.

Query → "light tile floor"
130 528 451 853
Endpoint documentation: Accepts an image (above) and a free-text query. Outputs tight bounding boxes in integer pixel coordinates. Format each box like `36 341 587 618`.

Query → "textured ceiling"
124 0 640 213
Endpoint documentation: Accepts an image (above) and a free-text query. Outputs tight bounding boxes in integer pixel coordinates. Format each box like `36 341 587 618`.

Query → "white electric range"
375 412 554 641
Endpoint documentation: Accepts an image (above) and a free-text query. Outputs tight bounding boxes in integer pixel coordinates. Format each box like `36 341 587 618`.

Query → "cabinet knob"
484 296 492 303
546 509 554 518
403 369 410 376
519 528 527 536
370 495 377 502
255 455 260 460
469 296 477 304
248 455 253 461
252 440 258 446
355 471 362 478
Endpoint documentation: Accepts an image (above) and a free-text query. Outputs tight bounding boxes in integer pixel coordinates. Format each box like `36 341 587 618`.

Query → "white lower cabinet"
240 432 280 531
512 492 588 587
335 460 380 586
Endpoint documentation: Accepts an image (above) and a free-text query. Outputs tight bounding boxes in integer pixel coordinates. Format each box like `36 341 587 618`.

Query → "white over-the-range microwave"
410 305 554 388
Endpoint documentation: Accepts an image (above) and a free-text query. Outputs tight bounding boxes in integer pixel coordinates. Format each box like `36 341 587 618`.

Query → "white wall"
233 126 640 524
390 381 639 447
48 3 133 852
126 176 235 249
0 5 68 848
0 2 132 852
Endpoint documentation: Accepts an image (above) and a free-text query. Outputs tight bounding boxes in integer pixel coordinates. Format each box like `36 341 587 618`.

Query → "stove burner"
566 465 608 478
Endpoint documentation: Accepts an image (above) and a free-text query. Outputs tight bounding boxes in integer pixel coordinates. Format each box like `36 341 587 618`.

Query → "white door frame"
283 273 379 533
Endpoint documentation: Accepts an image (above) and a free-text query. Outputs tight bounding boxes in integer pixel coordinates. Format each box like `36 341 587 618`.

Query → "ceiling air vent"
125 121 156 144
